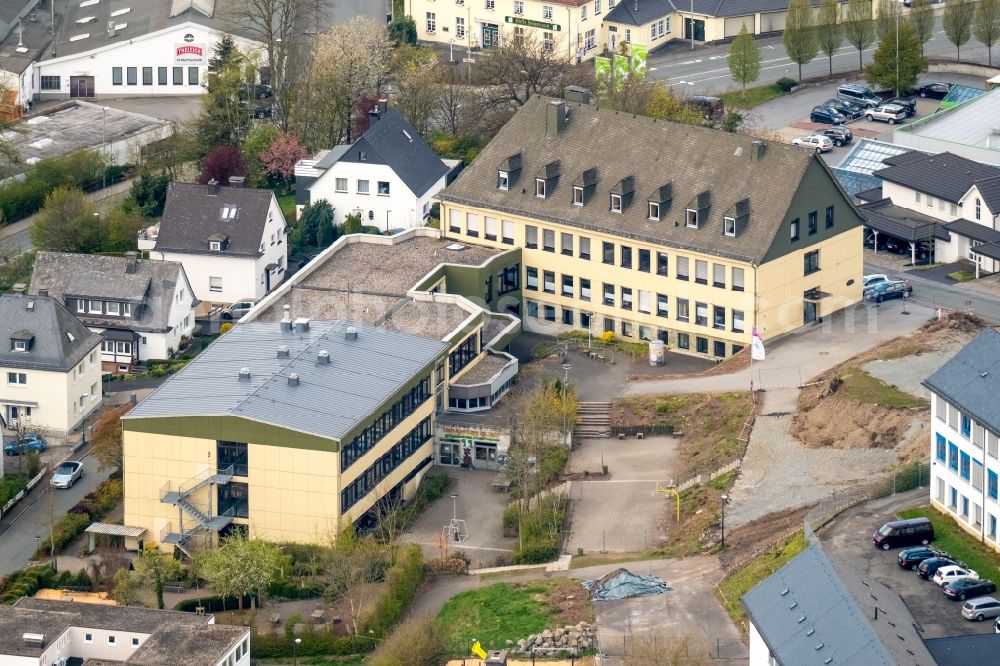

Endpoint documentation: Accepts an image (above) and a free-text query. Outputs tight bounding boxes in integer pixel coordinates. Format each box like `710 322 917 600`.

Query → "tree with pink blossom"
260 132 307 187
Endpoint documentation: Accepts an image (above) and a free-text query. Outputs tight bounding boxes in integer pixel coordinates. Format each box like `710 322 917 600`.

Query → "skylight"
80 0 99 6
69 33 90 42
29 138 55 149
76 16 96 23
111 7 131 16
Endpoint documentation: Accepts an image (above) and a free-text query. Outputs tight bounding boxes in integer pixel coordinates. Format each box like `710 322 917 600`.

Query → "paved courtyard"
565 436 678 554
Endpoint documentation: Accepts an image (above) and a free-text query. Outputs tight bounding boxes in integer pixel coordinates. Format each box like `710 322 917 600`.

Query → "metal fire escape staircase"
159 465 235 552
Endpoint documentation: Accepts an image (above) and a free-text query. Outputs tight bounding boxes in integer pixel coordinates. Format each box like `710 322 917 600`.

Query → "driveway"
817 489 994 639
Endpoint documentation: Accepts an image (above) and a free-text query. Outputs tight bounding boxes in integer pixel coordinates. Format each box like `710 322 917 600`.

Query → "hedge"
267 579 324 600
174 594 256 613
0 474 30 508
250 629 366 658
365 543 425 638
511 495 567 565
36 474 123 557
0 566 92 604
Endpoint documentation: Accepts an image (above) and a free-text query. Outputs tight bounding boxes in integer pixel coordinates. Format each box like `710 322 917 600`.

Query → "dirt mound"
792 393 924 451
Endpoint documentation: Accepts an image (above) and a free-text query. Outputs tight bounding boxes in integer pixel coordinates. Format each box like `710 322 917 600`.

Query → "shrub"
36 513 91 557
219 322 233 334
0 566 93 604
174 594 255 613
0 474 30 508
775 77 797 92
502 504 520 531
511 495 567 565
365 544 424 638
250 628 363 658
36 476 123 557
267 579 324 600
367 614 445 666
424 557 468 576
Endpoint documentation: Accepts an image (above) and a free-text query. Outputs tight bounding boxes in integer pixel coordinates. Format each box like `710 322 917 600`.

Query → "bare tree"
844 0 877 71
623 632 712 666
392 48 441 137
435 66 479 136
474 30 581 109
323 530 386 636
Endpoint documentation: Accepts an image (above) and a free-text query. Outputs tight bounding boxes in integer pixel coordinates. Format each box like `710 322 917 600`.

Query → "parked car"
962 597 1000 621
919 556 958 579
686 95 725 120
946 579 996 600
897 545 947 570
220 299 258 321
872 517 933 550
838 83 882 109
810 106 846 124
49 461 84 489
3 434 46 456
792 134 834 153
863 273 889 289
818 125 853 147
885 96 917 116
865 280 913 302
934 565 979 587
866 104 908 124
824 98 864 119
917 82 953 99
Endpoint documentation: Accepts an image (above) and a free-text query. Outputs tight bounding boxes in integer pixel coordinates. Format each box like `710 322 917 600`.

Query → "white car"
792 134 834 153
933 565 979 587
863 274 888 289
866 104 908 124
220 299 258 321
50 461 84 489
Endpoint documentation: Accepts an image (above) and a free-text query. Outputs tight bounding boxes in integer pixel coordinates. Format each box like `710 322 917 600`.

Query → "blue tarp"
583 568 671 601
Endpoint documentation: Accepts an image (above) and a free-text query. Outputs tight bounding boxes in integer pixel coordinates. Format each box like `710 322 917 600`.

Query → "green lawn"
275 191 296 223
898 506 1000 584
716 530 808 627
720 84 785 110
436 582 559 654
948 270 977 283
837 369 928 409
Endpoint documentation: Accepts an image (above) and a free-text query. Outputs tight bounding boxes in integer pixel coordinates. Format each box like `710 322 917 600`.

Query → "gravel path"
863 339 969 400
726 389 895 528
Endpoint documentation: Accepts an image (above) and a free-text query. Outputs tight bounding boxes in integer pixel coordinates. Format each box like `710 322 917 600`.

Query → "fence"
597 633 748 661
804 461 931 542
610 424 675 437
0 464 48 520
673 459 742 494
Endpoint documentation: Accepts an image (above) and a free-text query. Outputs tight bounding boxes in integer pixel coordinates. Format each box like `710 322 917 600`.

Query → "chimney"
751 140 767 161
280 304 293 332
238 367 251 382
37 288 48 297
276 345 290 358
125 250 138 273
10 283 26 294
293 317 310 333
317 350 330 364
107 20 116 37
345 326 358 341
546 100 567 137
207 179 220 195
368 99 388 126
229 176 245 188
287 372 300 387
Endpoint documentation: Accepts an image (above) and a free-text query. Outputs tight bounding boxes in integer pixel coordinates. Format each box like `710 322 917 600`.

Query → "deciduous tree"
728 25 762 96
197 533 281 611
944 0 976 61
29 187 100 253
474 30 581 109
817 0 843 75
323 529 386 635
241 124 280 187
199 145 246 185
875 0 900 40
783 0 819 81
259 132 307 187
844 0 877 70
134 546 185 609
910 0 935 55
974 0 1000 66
91 404 131 472
865 19 926 95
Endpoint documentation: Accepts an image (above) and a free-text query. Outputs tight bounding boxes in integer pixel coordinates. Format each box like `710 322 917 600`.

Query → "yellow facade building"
437 96 865 358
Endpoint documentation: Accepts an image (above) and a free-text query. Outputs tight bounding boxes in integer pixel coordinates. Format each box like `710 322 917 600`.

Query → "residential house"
1 598 248 666
28 251 196 375
143 181 288 307
294 101 460 229
437 96 865 358
0 289 101 437
923 328 1000 553
123 229 522 551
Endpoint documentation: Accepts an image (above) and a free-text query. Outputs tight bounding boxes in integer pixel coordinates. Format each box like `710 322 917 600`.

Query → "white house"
923 328 1000 553
294 101 461 229
0 598 249 666
145 181 288 307
28 251 196 375
0 289 101 437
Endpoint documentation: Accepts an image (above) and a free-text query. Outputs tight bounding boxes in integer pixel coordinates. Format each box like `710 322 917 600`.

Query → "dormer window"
610 194 622 213
648 202 660 220
573 186 584 205
724 217 736 237
359 151 367 161
686 209 698 228
536 178 546 198
210 241 222 251
107 302 121 316
11 339 28 352
498 170 509 190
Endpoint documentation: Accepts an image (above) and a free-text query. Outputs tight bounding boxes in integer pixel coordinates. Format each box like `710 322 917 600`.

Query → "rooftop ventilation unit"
345 327 358 341
287 372 300 387
238 367 251 382
23 633 44 647
293 318 310 333
280 304 292 332
276 345 289 358
318 350 330 364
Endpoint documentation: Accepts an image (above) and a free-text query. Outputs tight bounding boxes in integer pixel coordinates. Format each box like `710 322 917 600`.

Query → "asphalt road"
866 261 1000 324
648 14 995 96
0 449 115 578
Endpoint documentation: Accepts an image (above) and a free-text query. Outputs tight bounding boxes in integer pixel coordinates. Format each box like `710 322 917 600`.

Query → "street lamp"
293 637 301 666
561 363 571 444
583 311 593 350
385 210 391 235
720 494 729 550
102 107 109 189
450 493 459 542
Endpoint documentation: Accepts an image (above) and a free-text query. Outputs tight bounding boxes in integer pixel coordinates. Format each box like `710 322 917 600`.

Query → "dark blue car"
4 434 47 456
810 106 846 125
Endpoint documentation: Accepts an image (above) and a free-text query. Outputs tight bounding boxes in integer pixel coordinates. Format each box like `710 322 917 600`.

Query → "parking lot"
819 489 996 639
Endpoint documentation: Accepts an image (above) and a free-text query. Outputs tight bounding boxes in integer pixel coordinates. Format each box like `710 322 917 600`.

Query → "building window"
676 298 689 322
107 301 121 315
733 309 745 333
603 283 615 306
712 263 725 288
502 220 514 244
602 241 614 264
88 300 102 314
620 245 632 269
936 433 947 462
803 250 820 275
218 441 249 476
603 317 614 333
526 266 538 290
656 294 668 317
696 336 708 354
543 270 555 293
173 67 183 85
497 170 508 190
807 211 818 235
12 339 27 352
112 67 123 85
514 0 524 13
544 304 556 321
648 202 660 220
543 228 555 252
7 372 27 385
108 635 117 646
825 205 834 228
527 300 538 318
377 181 390 196
695 302 708 326
732 267 745 292
535 178 546 198
713 306 726 330
486 0 495 9
142 66 153 85
677 332 690 349
543 31 554 52
724 216 736 237
695 260 708 285
357 179 369 194
656 252 668 276
989 469 998 500
426 12 436 32
85 633 93 643
610 193 622 213
562 308 574 325
525 225 538 248
158 67 168 85
713 340 726 357
976 198 981 220
456 17 466 38
638 249 650 272
188 66 199 86
40 75 60 90
562 274 574 296
621 287 632 310
335 177 348 192
579 278 591 301
961 414 972 437
543 4 553 19
581 5 587 19
572 186 584 205
686 209 698 228
466 213 480 237
485 216 498 240
584 28 596 50
595 0 601 14
949 441 959 470
209 276 222 292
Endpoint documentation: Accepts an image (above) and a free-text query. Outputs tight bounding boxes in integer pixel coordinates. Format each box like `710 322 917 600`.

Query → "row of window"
937 477 998 540
914 191 961 218
77 299 133 318
342 376 432 471
111 66 199 87
935 394 1000 460
449 334 478 376
448 210 516 244
83 632 140 647
334 178 391 196
341 417 432 513
789 207 835 241
101 340 135 356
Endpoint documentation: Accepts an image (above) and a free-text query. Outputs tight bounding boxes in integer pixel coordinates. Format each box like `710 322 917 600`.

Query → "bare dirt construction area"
612 392 754 479
791 313 989 463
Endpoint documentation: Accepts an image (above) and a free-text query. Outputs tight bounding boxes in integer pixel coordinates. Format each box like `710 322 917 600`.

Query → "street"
0 450 116 578
867 261 1000 323
647 14 995 96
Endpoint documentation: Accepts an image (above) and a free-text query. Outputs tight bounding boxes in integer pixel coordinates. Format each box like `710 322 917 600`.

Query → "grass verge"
836 369 928 409
720 84 785 109
948 270 976 283
716 530 808 627
654 472 737 558
898 506 1000 584
436 580 590 654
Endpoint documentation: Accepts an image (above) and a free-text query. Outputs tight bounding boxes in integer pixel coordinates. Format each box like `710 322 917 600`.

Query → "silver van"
962 597 1000 622
837 83 881 109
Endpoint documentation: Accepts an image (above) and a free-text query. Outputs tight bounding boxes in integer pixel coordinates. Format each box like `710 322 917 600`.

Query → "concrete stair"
575 401 612 439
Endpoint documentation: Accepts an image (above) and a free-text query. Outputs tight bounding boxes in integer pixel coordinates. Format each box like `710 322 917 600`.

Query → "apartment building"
437 96 865 358
923 328 1000 552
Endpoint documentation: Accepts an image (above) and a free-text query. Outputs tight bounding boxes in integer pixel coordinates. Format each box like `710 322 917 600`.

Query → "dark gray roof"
859 199 950 242
925 633 1000 666
125 320 447 441
975 175 1000 215
314 144 351 170
944 218 1000 245
874 151 1000 204
28 252 192 333
440 95 819 264
157 183 278 257
321 107 448 198
923 328 1000 436
605 0 672 26
0 292 99 372
855 186 884 203
0 0 34 38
